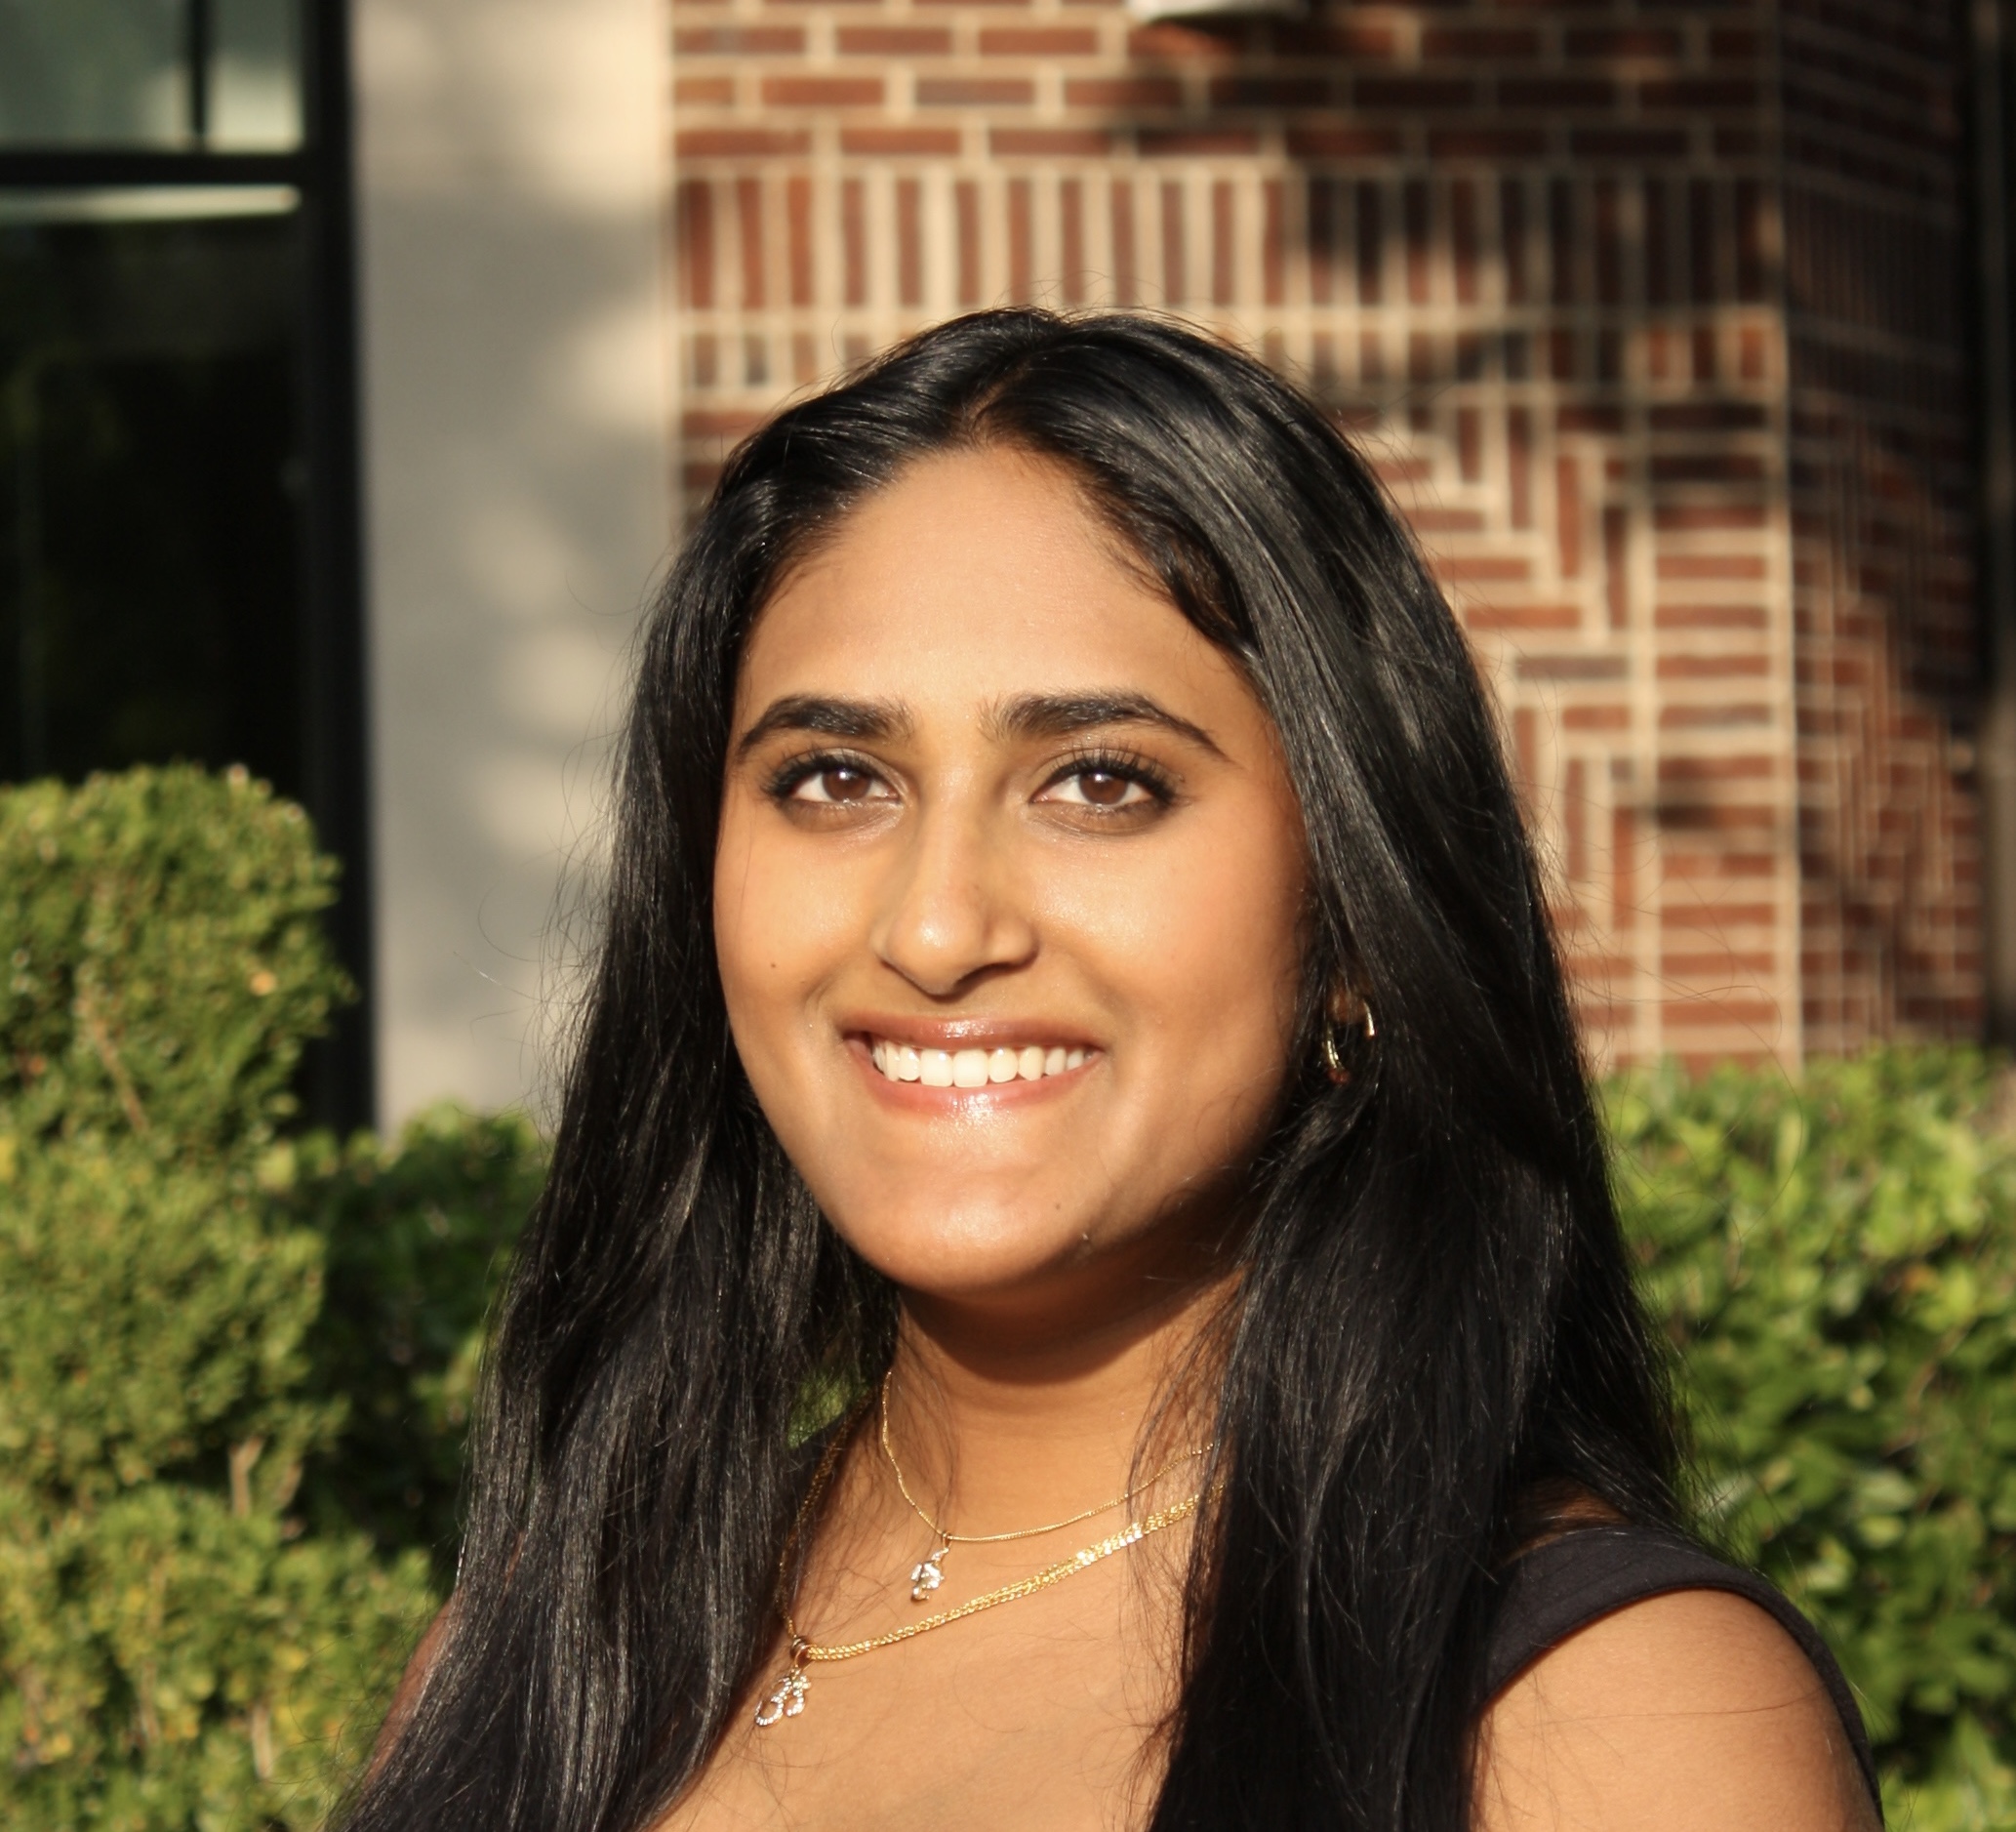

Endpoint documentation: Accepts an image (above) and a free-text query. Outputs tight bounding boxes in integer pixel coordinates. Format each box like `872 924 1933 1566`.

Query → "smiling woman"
343 311 1882 1832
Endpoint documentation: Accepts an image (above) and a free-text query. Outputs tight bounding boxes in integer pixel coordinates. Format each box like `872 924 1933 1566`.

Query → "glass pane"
211 0 301 150
0 0 189 147
0 193 308 798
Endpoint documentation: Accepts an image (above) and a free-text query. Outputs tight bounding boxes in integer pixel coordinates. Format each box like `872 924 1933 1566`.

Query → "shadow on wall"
357 0 672 1123
668 0 1977 1061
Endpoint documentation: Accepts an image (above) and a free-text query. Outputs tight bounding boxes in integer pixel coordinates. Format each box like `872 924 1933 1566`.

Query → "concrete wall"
353 0 672 1124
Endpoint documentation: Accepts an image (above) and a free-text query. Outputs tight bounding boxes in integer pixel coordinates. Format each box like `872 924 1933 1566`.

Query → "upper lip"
841 1015 1102 1051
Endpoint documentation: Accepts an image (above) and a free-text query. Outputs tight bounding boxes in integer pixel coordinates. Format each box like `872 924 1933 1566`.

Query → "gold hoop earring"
1321 988 1376 1083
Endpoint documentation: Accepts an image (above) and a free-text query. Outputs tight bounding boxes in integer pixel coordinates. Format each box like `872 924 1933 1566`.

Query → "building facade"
0 1 1995 1121
670 0 1982 1068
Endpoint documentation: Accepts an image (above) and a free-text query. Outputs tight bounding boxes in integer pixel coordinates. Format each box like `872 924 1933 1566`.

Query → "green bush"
0 769 540 1829
1615 1050 2016 1829
11 766 2016 1828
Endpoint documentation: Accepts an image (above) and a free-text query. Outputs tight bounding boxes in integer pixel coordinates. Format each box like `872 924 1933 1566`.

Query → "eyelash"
762 749 883 803
1039 746 1178 808
761 746 1179 810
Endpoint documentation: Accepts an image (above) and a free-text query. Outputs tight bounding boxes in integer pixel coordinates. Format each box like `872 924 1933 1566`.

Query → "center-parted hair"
343 309 1678 1832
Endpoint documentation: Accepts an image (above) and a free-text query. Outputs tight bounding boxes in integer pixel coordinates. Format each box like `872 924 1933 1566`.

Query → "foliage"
14 767 2016 1827
0 768 538 1829
1612 1050 2016 1830
288 1110 544 1587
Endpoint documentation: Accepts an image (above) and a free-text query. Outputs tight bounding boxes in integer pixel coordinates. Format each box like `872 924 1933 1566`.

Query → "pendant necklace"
878 1370 1209 1602
753 1391 1217 1728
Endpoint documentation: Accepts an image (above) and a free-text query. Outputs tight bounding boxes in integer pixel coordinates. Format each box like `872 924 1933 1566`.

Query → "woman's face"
714 448 1309 1322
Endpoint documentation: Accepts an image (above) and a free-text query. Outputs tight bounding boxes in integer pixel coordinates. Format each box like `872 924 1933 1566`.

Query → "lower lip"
847 1038 1095 1108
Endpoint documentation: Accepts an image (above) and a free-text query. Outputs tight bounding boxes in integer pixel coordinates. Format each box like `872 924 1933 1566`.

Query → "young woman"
349 311 1881 1832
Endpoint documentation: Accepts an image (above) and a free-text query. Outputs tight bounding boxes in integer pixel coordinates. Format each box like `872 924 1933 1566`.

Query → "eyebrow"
735 694 915 754
988 691 1226 758
733 687 1225 759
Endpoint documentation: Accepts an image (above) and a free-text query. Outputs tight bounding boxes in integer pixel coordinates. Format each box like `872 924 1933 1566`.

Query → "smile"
867 1038 1091 1087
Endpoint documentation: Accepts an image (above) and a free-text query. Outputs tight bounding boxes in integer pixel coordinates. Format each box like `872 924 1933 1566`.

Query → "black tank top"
1485 1526 1882 1816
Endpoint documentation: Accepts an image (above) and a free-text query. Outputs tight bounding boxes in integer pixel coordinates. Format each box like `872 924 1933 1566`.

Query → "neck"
883 1249 1234 1534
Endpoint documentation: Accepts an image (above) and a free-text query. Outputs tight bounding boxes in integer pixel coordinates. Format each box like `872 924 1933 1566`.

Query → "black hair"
343 308 1678 1832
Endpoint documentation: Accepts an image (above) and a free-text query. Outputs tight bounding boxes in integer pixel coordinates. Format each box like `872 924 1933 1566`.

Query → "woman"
350 310 1880 1832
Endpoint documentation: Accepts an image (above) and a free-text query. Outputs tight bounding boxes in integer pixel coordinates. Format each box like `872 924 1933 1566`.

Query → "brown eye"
1039 766 1158 812
787 764 893 805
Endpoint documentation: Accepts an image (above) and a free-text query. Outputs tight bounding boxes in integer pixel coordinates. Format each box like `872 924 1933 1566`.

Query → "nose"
869 793 1037 998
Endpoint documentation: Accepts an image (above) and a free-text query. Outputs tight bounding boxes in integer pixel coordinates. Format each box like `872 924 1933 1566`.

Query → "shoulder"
1475 1581 1879 1832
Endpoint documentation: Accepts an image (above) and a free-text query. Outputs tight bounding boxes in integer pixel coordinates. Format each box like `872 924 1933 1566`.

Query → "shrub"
11 766 2016 1828
1613 1050 2016 1830
0 769 489 1829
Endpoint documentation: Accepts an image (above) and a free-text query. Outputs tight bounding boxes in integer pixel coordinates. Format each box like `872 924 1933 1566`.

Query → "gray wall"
353 0 672 1123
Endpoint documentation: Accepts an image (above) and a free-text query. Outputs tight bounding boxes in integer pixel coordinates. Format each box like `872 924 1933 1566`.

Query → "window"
0 0 371 1120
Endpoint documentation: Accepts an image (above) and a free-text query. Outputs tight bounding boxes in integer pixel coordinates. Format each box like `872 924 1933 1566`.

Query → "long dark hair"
344 309 1678 1832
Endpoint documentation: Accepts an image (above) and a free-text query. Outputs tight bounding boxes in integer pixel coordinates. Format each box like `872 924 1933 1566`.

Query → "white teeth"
868 1038 1092 1085
952 1048 990 1087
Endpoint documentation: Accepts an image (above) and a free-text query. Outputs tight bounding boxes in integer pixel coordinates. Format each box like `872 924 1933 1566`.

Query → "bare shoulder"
1473 1588 1879 1832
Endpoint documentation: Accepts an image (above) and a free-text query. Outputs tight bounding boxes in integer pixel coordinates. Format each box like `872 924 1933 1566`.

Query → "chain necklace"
754 1399 1215 1729
878 1371 1210 1602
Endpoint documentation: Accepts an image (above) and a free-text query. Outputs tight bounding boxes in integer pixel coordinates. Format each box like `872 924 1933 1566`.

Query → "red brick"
1641 79 1760 111
1650 454 1766 483
1138 128 1260 156
1656 603 1769 629
675 23 803 53
1354 78 1475 111
1423 26 1542 59
1655 505 1769 531
979 25 1097 53
990 127 1110 156
1208 75 1330 108
1571 128 1690 159
836 24 951 53
1065 76 1180 108
917 77 1034 105
841 126 961 155
674 76 733 105
1658 554 1767 579
1271 21 1397 58
1501 77 1617 110
1650 402 1769 431
1564 27 1682 58
1657 654 1770 679
1290 126 1405 159
1428 128 1548 159
762 76 881 107
1465 603 1583 630
676 127 810 157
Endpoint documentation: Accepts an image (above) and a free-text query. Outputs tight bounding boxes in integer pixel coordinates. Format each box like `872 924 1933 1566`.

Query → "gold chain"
754 1397 1216 1727
877 1370 1208 1545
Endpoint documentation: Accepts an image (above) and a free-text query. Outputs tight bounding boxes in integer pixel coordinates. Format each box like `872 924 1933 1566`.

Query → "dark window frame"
0 1 374 1128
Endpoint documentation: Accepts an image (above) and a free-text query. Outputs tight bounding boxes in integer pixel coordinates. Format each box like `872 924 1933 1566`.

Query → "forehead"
736 448 1243 719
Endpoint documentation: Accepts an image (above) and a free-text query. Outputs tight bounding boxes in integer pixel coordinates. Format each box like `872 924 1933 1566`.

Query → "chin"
826 1199 1096 1301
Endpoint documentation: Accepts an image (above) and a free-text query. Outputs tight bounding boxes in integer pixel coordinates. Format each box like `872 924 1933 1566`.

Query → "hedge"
6 767 2016 1827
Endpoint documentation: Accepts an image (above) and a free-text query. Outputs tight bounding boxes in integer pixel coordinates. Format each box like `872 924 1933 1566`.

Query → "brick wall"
1781 0 1980 1048
668 0 1982 1066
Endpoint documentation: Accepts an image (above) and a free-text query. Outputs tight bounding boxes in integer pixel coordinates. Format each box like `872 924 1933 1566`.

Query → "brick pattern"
1780 0 1981 1047
669 0 1981 1065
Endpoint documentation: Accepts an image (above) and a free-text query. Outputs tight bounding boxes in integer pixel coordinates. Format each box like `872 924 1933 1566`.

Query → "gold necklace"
878 1371 1210 1602
754 1401 1215 1728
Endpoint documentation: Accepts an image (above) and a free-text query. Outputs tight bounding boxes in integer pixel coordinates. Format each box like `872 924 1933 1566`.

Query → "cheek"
1048 812 1307 1091
711 803 855 1073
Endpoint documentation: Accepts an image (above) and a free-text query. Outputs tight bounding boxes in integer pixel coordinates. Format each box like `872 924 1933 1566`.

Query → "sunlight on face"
713 448 1309 1319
